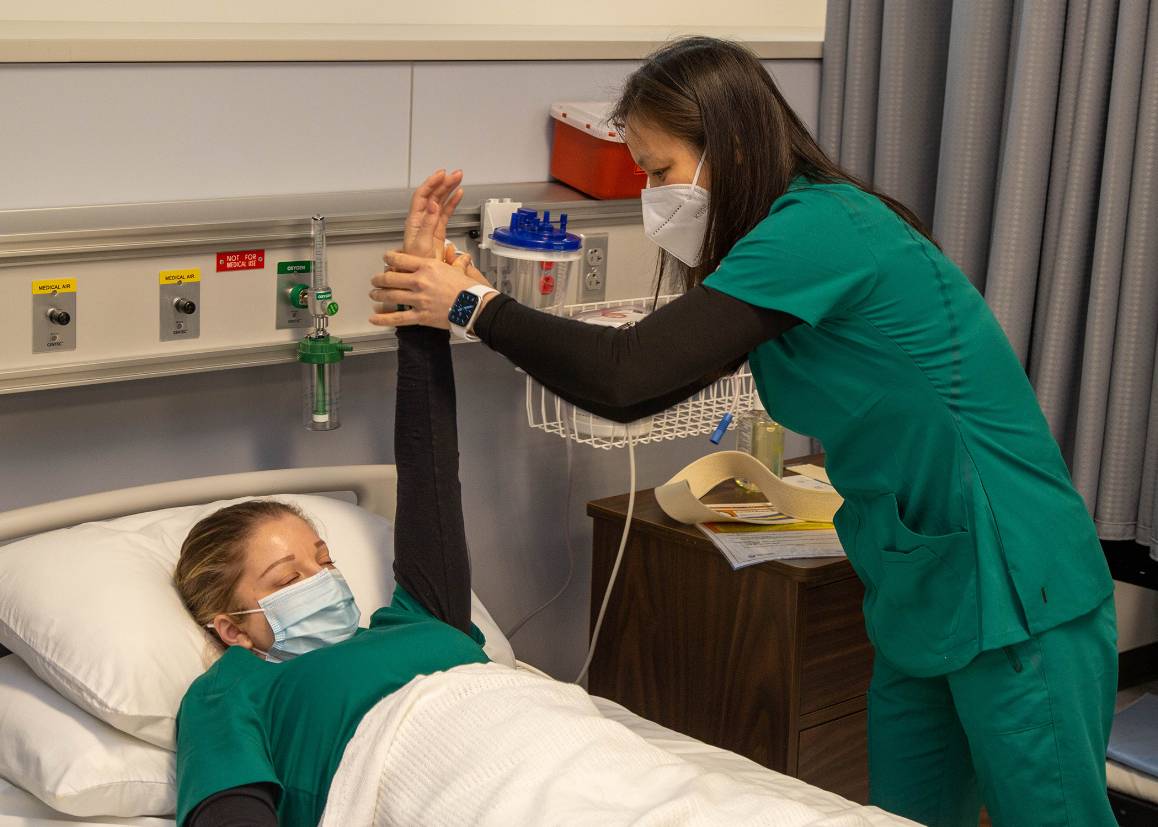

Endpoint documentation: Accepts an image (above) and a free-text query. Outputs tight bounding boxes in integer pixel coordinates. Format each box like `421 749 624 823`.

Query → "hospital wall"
0 59 820 210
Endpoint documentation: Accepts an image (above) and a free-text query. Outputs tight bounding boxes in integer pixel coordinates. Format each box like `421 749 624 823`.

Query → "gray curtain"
820 0 1158 555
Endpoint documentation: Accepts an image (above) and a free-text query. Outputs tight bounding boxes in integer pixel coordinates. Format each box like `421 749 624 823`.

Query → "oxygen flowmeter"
298 215 351 431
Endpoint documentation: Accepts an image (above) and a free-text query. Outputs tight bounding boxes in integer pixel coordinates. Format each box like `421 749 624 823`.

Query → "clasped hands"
369 169 494 331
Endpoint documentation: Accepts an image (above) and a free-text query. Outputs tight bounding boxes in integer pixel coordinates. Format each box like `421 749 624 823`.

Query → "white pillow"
0 654 175 817
0 492 516 751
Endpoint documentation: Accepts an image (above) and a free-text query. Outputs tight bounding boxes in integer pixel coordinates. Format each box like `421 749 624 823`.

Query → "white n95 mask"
217 568 361 663
640 151 710 267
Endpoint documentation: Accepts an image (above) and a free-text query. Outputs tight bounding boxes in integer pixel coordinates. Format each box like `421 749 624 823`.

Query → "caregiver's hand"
404 169 465 258
368 252 494 330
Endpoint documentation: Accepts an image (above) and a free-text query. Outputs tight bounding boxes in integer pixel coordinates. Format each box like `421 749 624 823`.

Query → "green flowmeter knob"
288 284 310 309
298 335 353 364
326 301 340 316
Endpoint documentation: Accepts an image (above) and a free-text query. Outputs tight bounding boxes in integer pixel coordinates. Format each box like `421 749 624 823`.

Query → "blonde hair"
174 500 310 640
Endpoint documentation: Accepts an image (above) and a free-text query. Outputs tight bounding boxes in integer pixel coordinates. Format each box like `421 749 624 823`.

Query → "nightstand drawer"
799 576 873 715
797 709 869 804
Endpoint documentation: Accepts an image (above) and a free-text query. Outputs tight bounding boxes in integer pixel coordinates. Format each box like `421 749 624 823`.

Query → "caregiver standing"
371 37 1117 827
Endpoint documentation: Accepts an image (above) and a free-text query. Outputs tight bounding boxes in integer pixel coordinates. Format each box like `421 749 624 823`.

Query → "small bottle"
735 400 784 491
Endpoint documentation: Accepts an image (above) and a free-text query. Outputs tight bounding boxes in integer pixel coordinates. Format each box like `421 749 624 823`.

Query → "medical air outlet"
297 215 352 431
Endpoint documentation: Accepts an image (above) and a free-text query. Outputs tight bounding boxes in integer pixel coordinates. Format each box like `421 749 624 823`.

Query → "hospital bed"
0 466 914 826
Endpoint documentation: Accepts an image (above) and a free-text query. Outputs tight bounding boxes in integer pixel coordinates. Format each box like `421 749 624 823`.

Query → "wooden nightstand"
586 463 874 803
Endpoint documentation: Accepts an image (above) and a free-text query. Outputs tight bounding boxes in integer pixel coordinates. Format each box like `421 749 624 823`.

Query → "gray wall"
0 59 819 209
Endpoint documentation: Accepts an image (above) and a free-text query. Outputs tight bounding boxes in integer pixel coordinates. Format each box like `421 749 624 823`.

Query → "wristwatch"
448 284 499 341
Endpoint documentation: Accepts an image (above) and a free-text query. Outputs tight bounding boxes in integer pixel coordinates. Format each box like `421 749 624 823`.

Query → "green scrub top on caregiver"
704 178 1112 677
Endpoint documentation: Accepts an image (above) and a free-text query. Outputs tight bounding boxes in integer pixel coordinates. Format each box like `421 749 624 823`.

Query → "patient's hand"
441 242 491 288
372 169 493 326
369 253 496 330
404 169 465 259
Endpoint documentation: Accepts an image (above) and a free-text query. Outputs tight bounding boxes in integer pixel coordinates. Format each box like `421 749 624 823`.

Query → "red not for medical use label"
216 249 266 272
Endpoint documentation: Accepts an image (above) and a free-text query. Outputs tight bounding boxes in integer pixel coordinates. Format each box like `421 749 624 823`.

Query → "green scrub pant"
868 597 1117 827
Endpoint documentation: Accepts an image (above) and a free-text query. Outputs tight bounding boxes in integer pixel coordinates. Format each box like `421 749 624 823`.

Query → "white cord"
504 415 577 640
518 365 742 672
729 366 744 414
575 430 637 685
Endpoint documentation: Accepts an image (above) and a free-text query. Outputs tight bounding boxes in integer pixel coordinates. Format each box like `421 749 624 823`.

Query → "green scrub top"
704 178 1113 677
174 585 489 827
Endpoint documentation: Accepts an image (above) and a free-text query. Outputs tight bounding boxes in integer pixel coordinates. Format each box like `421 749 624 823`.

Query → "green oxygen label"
278 261 312 275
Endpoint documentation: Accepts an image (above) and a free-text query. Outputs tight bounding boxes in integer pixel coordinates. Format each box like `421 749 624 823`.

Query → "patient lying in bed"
173 323 495 827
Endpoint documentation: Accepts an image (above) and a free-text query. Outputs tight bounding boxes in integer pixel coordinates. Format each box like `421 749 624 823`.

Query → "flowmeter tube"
300 340 348 430
298 215 351 431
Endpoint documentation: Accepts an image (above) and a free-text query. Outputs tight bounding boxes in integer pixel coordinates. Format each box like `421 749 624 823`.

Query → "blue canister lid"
491 208 582 252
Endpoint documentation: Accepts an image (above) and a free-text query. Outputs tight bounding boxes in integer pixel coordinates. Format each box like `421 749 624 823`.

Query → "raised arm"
391 325 473 634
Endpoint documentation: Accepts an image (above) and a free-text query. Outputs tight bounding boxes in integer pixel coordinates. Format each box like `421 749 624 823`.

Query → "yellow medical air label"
159 268 201 284
32 279 77 294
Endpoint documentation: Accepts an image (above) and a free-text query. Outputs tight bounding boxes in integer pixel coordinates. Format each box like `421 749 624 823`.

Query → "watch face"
448 290 481 328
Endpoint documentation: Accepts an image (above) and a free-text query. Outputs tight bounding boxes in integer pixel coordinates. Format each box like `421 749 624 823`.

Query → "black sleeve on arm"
186 783 278 827
473 285 799 423
391 326 473 635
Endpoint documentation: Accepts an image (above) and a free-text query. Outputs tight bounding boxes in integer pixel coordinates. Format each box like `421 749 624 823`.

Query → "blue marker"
710 411 733 444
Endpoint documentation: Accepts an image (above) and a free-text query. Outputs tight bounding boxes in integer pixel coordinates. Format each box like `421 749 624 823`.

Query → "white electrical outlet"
580 233 609 303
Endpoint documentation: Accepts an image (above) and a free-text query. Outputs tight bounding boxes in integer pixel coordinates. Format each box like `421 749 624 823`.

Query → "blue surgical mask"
215 568 361 662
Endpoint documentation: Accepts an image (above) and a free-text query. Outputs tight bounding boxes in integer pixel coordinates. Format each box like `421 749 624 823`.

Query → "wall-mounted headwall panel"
0 185 658 394
8 241 394 373
0 63 412 210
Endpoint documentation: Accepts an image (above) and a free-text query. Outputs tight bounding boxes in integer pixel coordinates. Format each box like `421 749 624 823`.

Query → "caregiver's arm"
391 325 473 635
474 284 798 422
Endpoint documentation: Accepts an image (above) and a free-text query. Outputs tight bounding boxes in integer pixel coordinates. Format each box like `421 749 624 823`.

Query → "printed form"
698 474 845 568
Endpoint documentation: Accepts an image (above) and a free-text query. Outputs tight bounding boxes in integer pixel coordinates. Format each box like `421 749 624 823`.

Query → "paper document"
780 474 835 493
696 504 845 569
785 464 832 485
695 503 803 524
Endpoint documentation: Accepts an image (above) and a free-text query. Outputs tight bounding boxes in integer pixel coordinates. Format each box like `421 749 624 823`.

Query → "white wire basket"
525 295 758 449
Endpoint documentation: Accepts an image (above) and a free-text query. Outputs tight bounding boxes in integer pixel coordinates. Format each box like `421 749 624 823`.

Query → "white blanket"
320 663 890 827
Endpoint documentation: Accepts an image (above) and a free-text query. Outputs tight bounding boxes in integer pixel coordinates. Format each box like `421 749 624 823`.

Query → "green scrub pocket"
864 493 977 665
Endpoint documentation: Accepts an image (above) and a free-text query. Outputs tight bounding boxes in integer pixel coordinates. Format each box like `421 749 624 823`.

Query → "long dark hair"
611 36 937 292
